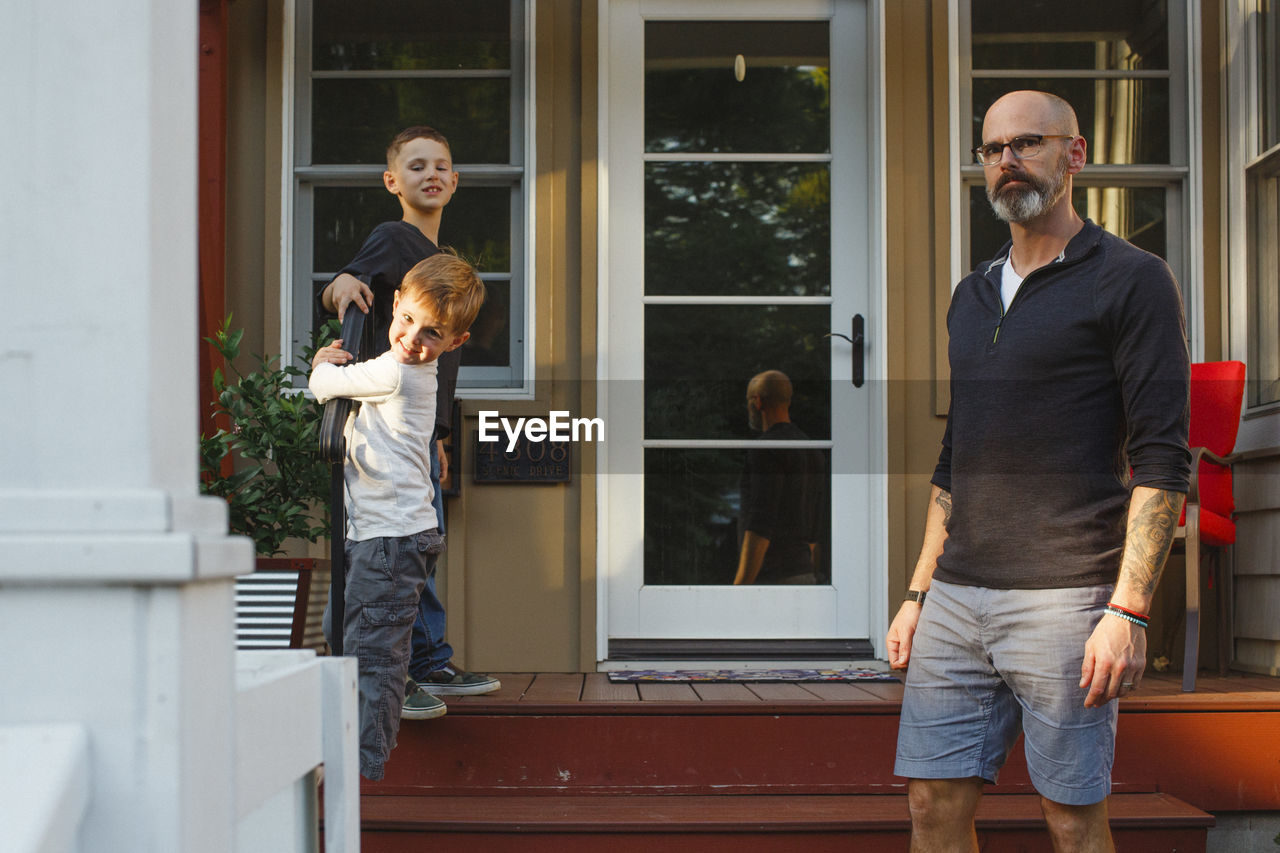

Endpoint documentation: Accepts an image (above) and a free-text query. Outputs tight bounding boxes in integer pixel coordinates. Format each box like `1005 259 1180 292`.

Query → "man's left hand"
1079 613 1146 708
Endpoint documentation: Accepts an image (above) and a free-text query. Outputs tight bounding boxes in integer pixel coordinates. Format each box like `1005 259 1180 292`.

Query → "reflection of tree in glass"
968 186 1167 271
313 79 510 165
646 162 830 297
313 0 512 71
970 78 1169 165
314 187 402 272
644 305 831 441
645 68 829 154
644 450 742 585
442 187 512 271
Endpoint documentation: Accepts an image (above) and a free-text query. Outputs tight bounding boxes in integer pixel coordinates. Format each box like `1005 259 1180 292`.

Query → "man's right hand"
326 273 373 321
886 602 923 670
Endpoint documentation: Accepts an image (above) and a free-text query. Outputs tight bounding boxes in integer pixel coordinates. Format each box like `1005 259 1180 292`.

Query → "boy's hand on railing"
312 339 354 371
326 273 374 321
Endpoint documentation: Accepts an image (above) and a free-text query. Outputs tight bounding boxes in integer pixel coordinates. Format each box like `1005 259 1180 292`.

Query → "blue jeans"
409 433 454 680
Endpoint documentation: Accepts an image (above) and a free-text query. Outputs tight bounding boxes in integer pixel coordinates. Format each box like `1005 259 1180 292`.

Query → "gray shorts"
894 579 1118 805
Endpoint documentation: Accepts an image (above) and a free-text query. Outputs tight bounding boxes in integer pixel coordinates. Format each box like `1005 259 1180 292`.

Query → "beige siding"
884 0 949 610
444 0 592 671
1232 453 1280 675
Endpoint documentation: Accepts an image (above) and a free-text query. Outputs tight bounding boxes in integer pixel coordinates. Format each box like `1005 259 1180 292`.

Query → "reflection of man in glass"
733 370 825 585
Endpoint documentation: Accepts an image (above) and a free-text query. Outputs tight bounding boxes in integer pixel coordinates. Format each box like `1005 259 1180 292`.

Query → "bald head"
748 370 792 408
984 90 1079 138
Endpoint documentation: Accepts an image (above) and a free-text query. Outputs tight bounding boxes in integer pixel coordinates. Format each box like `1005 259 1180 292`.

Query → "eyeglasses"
972 134 1075 166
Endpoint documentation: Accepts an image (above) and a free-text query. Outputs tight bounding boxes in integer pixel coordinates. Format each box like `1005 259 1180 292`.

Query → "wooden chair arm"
1185 445 1238 505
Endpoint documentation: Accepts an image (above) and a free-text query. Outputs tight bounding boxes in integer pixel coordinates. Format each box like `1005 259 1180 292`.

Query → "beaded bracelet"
1105 603 1150 629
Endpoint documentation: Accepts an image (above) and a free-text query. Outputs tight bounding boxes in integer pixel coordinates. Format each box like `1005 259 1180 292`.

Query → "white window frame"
948 0 1204 360
1225 0 1280 446
280 0 536 396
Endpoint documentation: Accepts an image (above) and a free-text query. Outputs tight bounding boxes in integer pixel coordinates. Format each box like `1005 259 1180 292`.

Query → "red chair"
1178 360 1246 692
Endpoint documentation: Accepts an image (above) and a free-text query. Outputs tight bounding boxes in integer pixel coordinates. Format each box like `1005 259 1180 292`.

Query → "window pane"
312 78 510 164
313 186 402 272
645 162 830 296
440 186 512 271
644 448 830 586
1263 1 1280 151
1079 186 1167 258
645 305 831 441
643 449 747 585
1248 156 1280 407
313 183 510 276
645 21 829 154
968 184 1167 268
313 0 510 71
972 1 1167 70
972 78 1170 164
461 280 511 368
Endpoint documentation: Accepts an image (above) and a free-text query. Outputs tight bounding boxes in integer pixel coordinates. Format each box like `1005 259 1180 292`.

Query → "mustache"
993 169 1037 193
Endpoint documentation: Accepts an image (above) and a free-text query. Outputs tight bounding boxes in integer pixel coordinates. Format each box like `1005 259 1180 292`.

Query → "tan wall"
884 0 949 612
225 0 285 359
444 1 595 672
1200 0 1223 361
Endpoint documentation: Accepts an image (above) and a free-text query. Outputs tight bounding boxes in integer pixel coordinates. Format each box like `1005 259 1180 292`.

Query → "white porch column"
0 1 253 850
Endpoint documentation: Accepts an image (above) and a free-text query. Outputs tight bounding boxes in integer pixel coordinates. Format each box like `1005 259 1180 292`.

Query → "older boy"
311 253 485 781
318 127 500 720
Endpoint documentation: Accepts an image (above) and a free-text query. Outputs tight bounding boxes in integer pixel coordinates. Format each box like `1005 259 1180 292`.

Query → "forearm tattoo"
1119 489 1182 596
935 489 953 527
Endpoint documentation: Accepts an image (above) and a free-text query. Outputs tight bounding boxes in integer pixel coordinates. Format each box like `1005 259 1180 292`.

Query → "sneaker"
418 662 502 695
402 679 448 720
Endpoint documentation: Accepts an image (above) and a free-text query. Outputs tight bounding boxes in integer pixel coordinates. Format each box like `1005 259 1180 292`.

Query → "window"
958 0 1191 307
290 0 528 389
1246 0 1280 408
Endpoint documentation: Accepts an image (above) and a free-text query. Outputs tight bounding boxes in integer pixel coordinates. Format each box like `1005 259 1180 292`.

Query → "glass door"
603 0 881 656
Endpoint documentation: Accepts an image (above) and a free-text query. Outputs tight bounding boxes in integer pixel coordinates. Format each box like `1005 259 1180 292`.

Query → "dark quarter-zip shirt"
931 220 1191 589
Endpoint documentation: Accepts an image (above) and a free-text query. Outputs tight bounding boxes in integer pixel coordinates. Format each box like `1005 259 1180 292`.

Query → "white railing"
0 724 91 853
235 650 359 852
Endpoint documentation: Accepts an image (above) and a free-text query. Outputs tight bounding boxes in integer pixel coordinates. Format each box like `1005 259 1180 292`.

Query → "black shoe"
418 663 501 695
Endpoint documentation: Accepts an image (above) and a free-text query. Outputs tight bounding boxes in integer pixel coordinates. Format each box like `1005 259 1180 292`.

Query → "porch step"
376 706 908 796
357 792 1213 853
368 673 1280 812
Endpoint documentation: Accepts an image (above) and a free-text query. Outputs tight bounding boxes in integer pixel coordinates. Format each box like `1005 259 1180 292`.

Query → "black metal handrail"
318 307 367 656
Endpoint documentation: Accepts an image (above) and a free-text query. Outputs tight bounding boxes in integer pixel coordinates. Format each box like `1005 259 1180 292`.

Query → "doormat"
607 668 898 683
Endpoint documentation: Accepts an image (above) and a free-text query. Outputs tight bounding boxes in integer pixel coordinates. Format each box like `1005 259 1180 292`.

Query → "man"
886 90 1190 852
734 370 826 585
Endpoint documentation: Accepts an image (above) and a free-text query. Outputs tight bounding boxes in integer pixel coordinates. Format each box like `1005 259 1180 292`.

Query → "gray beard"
748 406 762 432
987 155 1070 224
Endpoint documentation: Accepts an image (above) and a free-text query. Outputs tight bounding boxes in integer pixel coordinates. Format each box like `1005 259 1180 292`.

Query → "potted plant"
201 317 335 649
200 317 331 556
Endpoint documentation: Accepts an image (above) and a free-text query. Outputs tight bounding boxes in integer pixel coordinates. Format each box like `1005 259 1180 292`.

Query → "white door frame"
595 0 889 664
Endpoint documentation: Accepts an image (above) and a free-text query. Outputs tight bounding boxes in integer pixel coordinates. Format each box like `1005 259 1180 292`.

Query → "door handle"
826 314 865 387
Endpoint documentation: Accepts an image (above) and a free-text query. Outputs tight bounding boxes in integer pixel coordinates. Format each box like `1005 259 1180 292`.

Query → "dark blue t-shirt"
932 220 1190 589
320 220 460 436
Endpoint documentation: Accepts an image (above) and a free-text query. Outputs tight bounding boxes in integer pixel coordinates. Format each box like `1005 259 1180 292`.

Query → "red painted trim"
198 0 228 448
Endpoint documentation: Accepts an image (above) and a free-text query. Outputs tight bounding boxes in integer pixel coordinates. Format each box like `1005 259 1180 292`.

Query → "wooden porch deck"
445 668 1280 715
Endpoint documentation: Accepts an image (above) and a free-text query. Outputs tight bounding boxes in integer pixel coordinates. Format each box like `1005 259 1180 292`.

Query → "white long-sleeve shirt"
309 352 438 541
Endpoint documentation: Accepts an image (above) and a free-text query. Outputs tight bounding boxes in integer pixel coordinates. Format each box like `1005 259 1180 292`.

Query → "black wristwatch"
904 589 927 605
